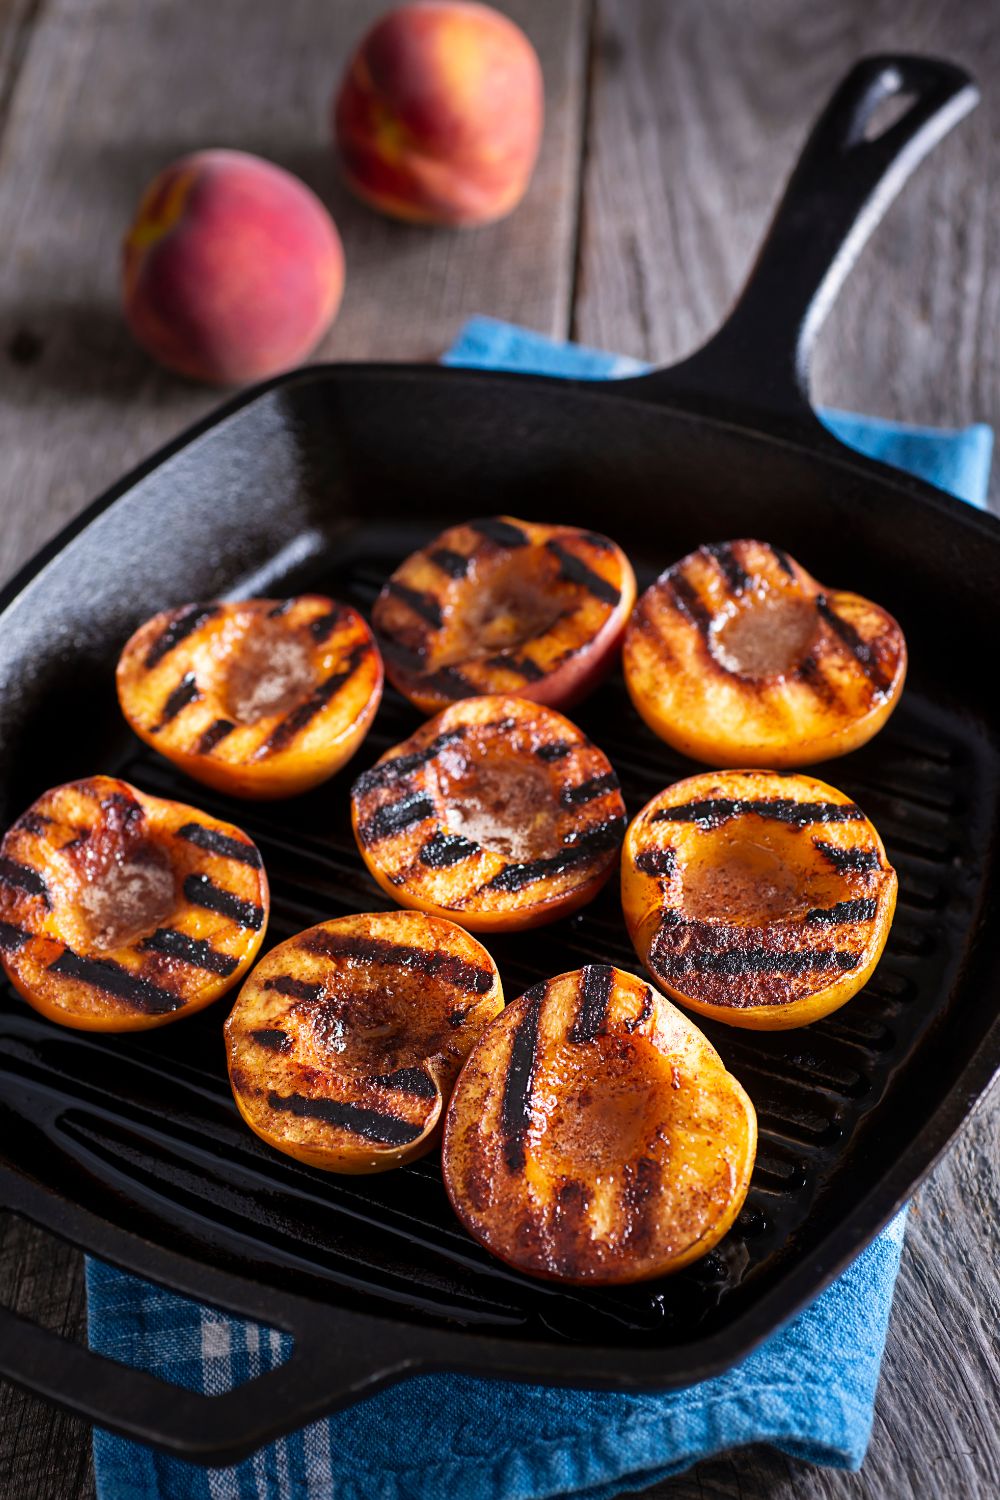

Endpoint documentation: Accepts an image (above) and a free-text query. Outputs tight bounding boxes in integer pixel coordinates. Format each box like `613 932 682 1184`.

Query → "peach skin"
334 2 543 226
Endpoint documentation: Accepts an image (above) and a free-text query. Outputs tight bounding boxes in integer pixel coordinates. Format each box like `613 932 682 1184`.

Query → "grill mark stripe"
309 609 344 643
196 718 237 754
14 812 50 834
426 665 476 699
806 898 878 924
430 547 470 579
356 793 436 845
178 823 262 867
487 654 545 682
570 964 615 1043
145 605 217 669
252 1027 291 1052
669 573 713 635
816 595 892 693
652 940 861 976
377 636 428 672
0 857 50 904
814 841 882 873
501 984 545 1172
650 798 863 828
386 580 443 629
419 830 480 868
560 772 620 808
470 517 529 548
303 929 495 994
635 847 677 877
139 927 239 975
0 921 29 951
352 730 466 797
156 672 201 729
370 1066 437 1099
482 815 625 892
706 542 751 594
546 541 620 606
49 950 183 1013
535 739 573 762
263 975 324 1001
256 643 371 757
769 545 797 579
266 1090 423 1146
183 874 264 930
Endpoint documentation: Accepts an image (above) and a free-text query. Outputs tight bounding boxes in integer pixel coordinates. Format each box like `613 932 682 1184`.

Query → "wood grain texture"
1 0 998 1497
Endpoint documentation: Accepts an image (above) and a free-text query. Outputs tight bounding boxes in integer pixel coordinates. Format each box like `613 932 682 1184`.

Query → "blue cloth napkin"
87 319 993 1500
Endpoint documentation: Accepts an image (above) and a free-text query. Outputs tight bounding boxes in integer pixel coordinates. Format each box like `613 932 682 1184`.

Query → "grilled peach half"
0 775 268 1031
225 911 503 1173
442 964 757 1283
623 769 897 1030
117 596 383 799
351 695 626 932
372 516 636 714
623 540 907 766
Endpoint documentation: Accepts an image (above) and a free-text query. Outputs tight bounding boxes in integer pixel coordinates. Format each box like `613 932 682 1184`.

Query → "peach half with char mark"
623 769 897 1031
372 516 636 714
0 775 268 1031
623 539 906 766
442 964 757 1284
225 910 503 1173
116 596 383 799
351 695 625 932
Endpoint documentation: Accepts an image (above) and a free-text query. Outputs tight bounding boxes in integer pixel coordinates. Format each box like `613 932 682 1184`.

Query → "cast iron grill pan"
0 56 998 1462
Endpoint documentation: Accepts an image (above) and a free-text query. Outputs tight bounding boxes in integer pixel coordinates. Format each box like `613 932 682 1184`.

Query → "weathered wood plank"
0 0 586 584
576 4 1000 1497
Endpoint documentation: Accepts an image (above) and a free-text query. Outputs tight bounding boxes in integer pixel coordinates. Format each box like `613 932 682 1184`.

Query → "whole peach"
334 2 543 227
122 150 345 385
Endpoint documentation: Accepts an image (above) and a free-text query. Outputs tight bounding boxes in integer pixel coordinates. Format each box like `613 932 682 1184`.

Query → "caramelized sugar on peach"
624 540 907 766
442 965 756 1283
116 595 383 798
373 516 636 714
0 776 268 1031
622 769 897 1031
225 911 504 1173
351 695 625 932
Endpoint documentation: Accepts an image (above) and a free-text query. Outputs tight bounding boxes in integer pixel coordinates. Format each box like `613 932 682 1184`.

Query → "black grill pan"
1 55 998 1464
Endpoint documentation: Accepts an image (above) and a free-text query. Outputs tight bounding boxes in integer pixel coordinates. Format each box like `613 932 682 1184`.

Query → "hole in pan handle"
622 54 978 430
0 1287 434 1465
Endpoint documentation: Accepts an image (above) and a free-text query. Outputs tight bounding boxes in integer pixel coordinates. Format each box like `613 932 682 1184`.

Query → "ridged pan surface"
0 407 993 1356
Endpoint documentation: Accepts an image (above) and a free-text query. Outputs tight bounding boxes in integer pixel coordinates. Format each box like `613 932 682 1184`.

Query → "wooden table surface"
1 2 998 1496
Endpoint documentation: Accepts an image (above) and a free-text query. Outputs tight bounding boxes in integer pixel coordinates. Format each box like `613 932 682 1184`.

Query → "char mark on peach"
0 921 29 951
49 950 183 1013
309 609 345 643
183 874 264 930
386 580 443 629
256 642 372 757
668 573 713 635
652 933 860 977
535 739 573 762
267 600 296 618
263 975 325 1001
0 857 50 905
179 823 262 867
560 771 619 807
425 664 476 698
813 840 882 873
481 814 625 892
377 636 428 672
816 595 892 693
352 729 466 798
14 811 51 834
302 927 496 994
251 1027 292 1052
155 672 201 729
570 963 614 1043
545 541 620 606
196 718 237 754
139 927 239 975
470 517 529 548
650 798 863 829
356 791 436 845
370 1066 437 1098
265 1090 423 1145
705 541 750 594
487 654 545 681
769 544 797 578
634 847 676 877
430 547 470 578
419 830 479 867
501 983 545 1173
145 604 217 669
806 898 878 924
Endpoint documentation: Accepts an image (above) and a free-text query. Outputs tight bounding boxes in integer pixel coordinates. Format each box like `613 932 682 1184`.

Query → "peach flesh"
710 594 818 676
222 624 315 724
679 819 844 925
432 752 559 861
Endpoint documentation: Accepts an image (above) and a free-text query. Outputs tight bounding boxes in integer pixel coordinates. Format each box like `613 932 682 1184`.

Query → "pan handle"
623 54 978 427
